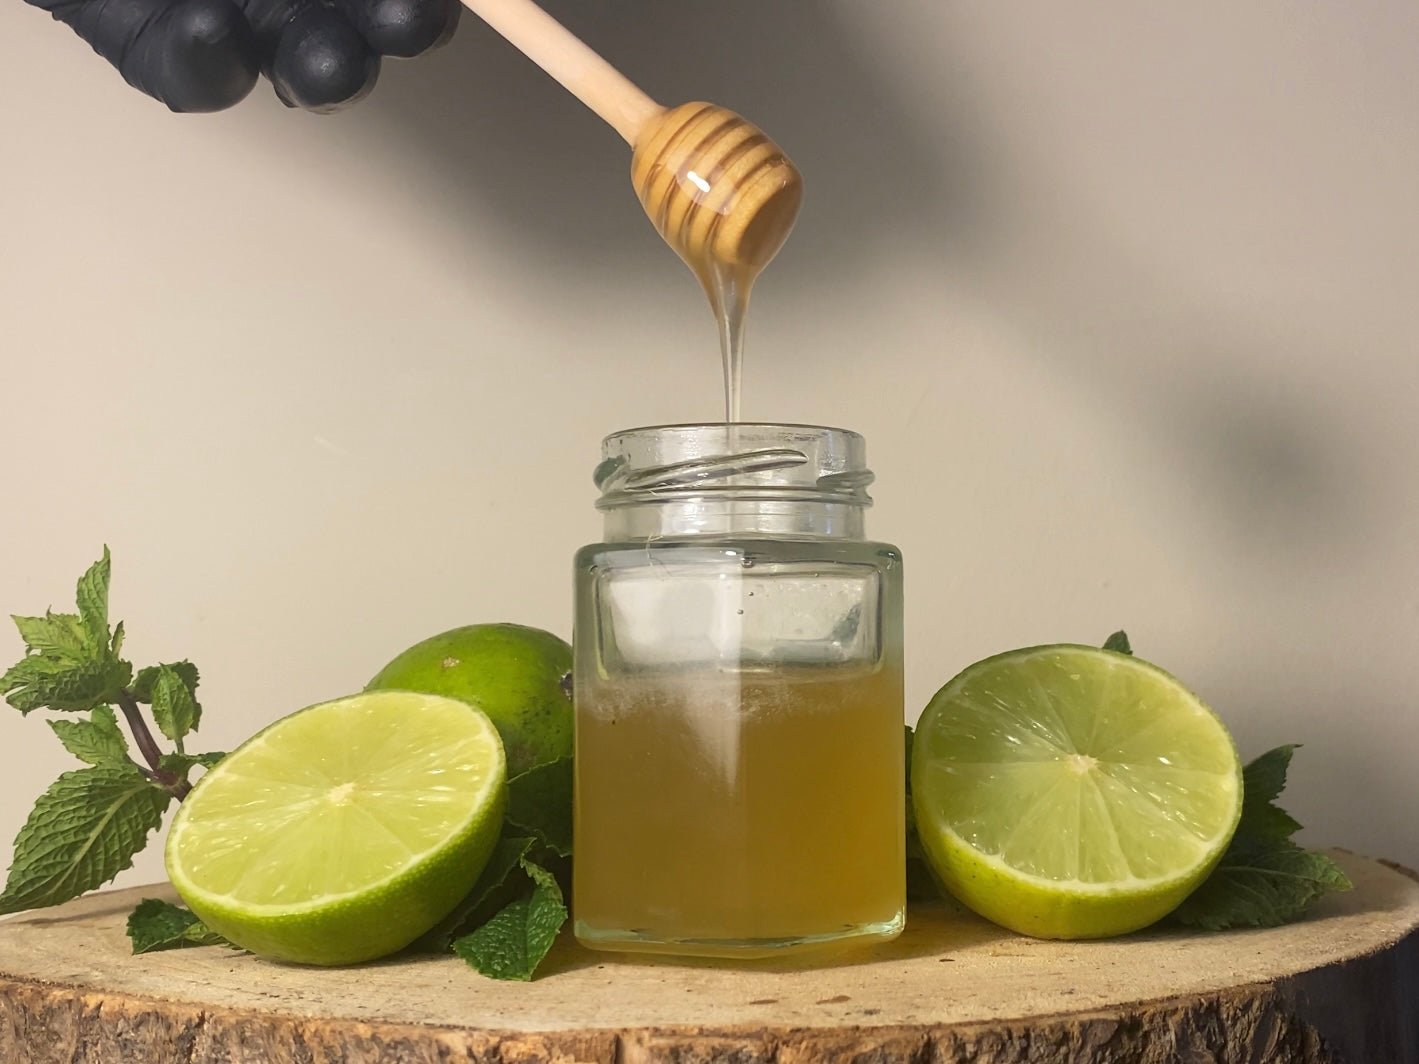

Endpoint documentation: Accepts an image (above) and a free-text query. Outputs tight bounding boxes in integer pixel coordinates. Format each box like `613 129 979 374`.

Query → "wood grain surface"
1 851 1415 1063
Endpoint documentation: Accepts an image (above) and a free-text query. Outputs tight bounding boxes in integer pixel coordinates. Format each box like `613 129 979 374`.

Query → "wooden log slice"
1 851 1415 1063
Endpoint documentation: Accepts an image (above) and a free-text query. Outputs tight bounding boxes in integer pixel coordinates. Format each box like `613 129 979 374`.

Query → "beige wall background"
1 0 1416 894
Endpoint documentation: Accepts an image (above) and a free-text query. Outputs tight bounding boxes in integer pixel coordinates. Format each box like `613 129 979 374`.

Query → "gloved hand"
28 0 461 113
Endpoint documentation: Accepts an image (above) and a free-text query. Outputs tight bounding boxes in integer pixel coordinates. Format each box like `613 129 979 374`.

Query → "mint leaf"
452 858 567 981
127 898 229 953
1240 744 1304 840
0 764 172 915
506 757 572 857
2 653 132 714
150 665 202 747
415 834 536 952
1103 630 1132 655
132 661 200 705
1244 745 1294 806
11 612 90 657
48 707 131 766
1172 840 1352 930
74 548 114 653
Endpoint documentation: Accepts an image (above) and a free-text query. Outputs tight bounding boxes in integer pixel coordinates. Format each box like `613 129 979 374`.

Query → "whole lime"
367 623 572 777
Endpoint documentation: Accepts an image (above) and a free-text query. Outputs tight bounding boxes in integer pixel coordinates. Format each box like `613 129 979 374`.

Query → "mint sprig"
1173 744 1352 929
1 549 224 915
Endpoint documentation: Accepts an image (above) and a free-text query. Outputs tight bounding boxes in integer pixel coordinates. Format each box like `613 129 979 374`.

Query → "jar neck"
602 497 866 541
593 424 874 543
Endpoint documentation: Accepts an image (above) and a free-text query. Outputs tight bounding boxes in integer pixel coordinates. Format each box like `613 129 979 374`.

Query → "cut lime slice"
166 691 506 965
911 645 1242 939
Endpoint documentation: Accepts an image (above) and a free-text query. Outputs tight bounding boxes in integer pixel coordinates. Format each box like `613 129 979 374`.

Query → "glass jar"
573 423 905 957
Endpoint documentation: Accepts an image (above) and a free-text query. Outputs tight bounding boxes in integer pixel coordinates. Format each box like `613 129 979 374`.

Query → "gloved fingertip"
339 0 459 59
135 0 259 112
270 7 380 112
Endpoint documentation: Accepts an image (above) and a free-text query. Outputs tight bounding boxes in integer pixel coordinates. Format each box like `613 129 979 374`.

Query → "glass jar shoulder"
576 537 902 574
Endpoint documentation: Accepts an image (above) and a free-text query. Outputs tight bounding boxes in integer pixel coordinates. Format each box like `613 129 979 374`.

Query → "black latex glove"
28 0 460 113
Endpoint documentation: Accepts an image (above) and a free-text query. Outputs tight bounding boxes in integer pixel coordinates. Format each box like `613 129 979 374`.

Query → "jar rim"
595 422 872 514
602 422 863 445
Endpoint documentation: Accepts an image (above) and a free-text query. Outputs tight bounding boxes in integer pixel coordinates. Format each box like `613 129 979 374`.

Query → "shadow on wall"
955 193 1375 564
355 0 966 283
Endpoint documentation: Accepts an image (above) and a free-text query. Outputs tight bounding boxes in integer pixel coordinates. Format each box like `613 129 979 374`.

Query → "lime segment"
166 691 506 965
911 645 1242 938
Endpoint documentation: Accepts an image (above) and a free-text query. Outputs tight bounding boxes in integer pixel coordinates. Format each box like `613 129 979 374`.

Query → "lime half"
166 691 506 965
912 645 1242 939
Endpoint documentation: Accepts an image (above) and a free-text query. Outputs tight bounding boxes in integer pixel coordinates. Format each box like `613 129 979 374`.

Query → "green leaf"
2 654 132 714
1103 630 1133 655
452 858 567 981
2 656 66 711
11 612 90 658
74 548 113 653
1172 840 1352 930
414 834 536 952
150 665 202 746
48 707 130 766
110 620 125 659
1243 744 1295 807
131 661 200 705
127 898 229 953
1240 745 1304 840
0 764 172 915
505 757 572 857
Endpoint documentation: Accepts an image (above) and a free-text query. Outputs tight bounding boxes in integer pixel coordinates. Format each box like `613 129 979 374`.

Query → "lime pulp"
166 690 506 965
911 645 1242 939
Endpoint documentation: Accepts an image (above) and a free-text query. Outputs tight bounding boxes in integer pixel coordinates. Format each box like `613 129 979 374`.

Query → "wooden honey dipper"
459 0 804 278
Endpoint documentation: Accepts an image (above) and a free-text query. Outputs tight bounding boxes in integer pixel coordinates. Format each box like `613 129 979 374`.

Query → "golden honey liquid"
574 666 906 954
702 259 751 423
688 184 798 423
